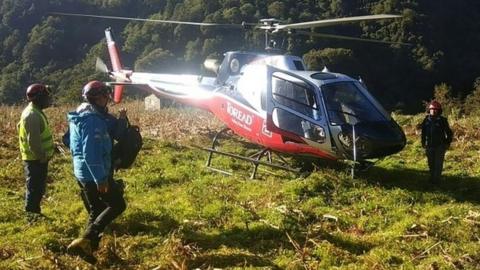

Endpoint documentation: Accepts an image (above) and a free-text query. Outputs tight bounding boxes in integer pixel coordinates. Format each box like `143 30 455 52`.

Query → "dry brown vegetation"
1 101 480 269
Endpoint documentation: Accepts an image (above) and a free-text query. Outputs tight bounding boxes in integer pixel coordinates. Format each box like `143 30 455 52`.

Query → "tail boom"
104 27 216 110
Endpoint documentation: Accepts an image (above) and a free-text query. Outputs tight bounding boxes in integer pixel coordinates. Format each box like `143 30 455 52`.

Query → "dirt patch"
0 248 15 260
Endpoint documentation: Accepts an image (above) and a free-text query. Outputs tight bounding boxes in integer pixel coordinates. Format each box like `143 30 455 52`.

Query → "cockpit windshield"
322 82 386 125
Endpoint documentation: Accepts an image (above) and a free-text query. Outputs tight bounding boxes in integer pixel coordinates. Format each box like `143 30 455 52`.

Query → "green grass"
1 102 480 269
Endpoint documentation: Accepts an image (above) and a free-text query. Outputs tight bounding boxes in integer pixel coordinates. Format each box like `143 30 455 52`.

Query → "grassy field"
1 101 480 269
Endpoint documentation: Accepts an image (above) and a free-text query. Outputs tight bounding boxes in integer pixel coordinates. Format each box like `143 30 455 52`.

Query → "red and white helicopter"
53 12 407 178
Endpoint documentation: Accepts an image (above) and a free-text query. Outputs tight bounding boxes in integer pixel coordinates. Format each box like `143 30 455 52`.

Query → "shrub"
463 77 480 116
431 83 462 118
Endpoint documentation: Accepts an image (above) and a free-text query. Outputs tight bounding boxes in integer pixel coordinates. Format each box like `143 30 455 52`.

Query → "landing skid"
346 159 376 178
198 127 300 179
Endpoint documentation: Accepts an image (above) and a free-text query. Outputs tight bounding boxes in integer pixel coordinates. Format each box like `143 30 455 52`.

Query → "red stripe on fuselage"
207 94 336 160
141 84 336 160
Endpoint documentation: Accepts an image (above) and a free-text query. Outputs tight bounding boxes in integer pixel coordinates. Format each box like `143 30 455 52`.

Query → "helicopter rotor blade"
276 14 401 31
294 30 411 46
50 12 401 33
50 12 246 28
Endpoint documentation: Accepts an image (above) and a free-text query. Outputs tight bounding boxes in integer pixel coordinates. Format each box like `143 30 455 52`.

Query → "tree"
0 0 479 111
303 48 358 74
0 62 25 104
267 1 285 18
22 17 64 69
135 48 176 72
464 77 480 116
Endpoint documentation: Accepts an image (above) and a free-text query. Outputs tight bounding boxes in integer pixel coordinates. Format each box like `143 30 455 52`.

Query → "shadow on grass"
183 226 284 268
111 210 179 236
315 230 375 255
182 224 375 268
184 225 286 253
160 141 190 151
364 166 480 203
190 253 281 269
144 174 192 188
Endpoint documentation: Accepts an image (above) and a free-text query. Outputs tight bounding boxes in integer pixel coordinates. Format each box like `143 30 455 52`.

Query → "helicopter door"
266 66 331 150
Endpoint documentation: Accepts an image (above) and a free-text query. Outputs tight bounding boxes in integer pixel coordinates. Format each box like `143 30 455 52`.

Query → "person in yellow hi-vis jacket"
18 84 54 216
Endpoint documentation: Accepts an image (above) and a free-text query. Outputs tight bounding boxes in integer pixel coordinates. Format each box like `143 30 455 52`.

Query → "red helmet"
428 100 442 111
26 84 49 101
82 80 111 100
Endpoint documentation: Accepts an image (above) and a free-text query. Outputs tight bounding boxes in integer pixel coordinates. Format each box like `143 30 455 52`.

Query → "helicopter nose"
339 120 406 159
358 120 406 159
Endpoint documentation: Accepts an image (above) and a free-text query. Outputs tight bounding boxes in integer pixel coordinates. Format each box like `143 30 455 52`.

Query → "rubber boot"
67 237 97 264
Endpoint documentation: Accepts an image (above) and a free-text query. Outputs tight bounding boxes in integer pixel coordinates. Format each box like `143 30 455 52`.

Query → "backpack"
112 120 142 169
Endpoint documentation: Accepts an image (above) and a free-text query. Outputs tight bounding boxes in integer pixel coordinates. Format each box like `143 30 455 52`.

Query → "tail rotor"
96 57 109 73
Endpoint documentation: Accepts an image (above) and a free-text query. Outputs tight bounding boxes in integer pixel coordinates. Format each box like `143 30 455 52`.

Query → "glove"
118 108 127 119
97 181 109 193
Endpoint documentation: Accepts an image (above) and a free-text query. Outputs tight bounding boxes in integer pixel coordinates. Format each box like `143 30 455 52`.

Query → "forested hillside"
1 0 479 112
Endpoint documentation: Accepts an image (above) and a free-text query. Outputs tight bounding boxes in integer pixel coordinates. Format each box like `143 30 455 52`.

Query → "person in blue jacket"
66 81 127 262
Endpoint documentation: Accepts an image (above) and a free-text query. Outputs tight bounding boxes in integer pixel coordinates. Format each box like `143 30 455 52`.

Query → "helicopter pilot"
324 88 357 125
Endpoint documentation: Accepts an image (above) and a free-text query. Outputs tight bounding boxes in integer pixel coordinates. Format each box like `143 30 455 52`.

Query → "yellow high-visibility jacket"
18 103 54 161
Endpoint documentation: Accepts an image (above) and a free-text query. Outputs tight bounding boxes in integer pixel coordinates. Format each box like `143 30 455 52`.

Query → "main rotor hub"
259 18 284 50
259 18 281 32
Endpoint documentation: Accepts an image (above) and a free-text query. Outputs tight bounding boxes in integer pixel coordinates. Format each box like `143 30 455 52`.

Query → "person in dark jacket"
66 81 127 262
421 101 453 184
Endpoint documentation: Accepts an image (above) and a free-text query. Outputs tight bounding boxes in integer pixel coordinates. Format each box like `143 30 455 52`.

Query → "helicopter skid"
198 145 301 179
343 159 377 178
195 127 300 179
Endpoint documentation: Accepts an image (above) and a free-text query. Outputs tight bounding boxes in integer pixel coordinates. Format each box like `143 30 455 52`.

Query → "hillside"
1 101 480 269
1 1 480 112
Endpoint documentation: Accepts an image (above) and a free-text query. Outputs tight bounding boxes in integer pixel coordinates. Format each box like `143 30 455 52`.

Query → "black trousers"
78 178 126 244
24 160 48 213
426 144 447 184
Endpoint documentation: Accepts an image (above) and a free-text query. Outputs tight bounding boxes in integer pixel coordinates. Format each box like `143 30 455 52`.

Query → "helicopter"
52 12 407 178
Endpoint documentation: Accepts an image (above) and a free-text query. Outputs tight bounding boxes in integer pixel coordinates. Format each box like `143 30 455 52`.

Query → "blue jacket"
63 107 127 147
67 103 112 185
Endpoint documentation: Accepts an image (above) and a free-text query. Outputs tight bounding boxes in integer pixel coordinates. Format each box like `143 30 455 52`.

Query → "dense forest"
0 0 479 113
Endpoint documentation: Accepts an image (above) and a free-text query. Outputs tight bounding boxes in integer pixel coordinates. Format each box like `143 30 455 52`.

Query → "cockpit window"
322 82 385 125
293 60 305 70
272 74 320 120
